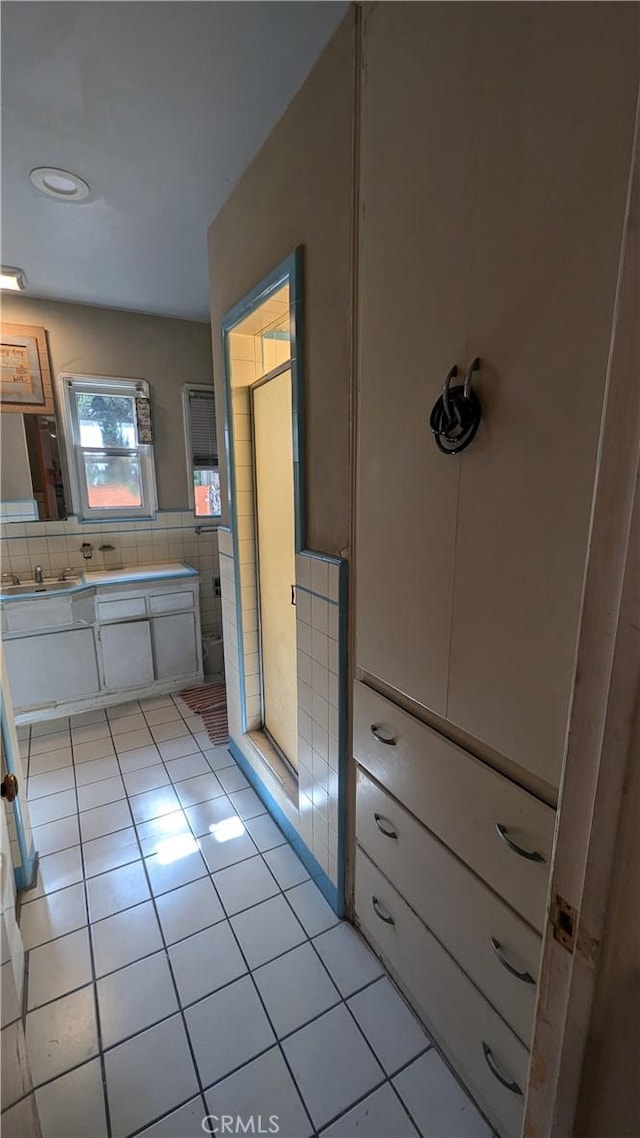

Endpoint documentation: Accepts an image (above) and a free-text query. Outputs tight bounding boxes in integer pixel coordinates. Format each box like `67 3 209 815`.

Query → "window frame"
182 383 221 520
58 373 158 522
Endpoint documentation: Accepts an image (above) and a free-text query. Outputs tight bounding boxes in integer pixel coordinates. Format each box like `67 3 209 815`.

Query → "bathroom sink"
2 578 81 596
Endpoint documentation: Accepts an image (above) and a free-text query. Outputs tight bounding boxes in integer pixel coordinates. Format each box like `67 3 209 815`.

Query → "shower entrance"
222 255 304 779
252 367 297 767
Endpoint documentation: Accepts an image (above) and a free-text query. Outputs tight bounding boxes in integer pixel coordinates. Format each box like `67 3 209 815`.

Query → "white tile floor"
13 691 493 1138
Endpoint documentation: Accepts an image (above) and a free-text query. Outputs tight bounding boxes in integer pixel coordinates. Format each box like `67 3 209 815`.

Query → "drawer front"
97 596 147 622
149 589 195 615
5 597 73 633
354 681 555 930
356 766 541 1045
355 846 528 1138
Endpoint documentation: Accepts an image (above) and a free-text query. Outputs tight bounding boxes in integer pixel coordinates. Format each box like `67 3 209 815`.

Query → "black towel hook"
429 358 482 454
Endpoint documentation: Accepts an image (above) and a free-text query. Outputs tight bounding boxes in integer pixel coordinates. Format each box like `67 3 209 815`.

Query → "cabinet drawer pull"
490 937 535 985
374 813 399 840
482 1042 523 1096
496 823 545 863
372 895 395 925
370 724 397 746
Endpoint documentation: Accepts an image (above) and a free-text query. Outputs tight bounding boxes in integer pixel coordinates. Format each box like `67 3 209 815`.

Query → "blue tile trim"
0 565 199 603
228 737 341 915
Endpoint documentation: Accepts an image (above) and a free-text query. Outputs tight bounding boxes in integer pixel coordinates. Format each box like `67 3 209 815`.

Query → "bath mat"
180 680 229 746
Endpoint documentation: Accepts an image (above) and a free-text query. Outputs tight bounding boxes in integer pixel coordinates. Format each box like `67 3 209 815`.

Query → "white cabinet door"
152 612 198 680
5 628 100 713
355 3 476 717
99 620 154 691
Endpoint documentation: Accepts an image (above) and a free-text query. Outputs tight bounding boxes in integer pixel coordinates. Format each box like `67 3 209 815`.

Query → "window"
61 374 157 520
183 385 220 517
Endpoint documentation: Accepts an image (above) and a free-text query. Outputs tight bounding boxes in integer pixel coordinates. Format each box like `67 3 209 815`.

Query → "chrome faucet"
1 572 20 586
58 567 74 581
34 565 44 584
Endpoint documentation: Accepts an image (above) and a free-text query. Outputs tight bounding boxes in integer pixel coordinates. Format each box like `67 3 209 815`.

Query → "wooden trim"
524 104 639 1138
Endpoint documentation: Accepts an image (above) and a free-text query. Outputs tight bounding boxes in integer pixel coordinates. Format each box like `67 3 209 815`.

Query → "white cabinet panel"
152 612 199 680
5 597 74 634
149 589 195 615
446 5 639 787
99 621 154 691
5 628 100 713
97 597 147 622
355 3 477 716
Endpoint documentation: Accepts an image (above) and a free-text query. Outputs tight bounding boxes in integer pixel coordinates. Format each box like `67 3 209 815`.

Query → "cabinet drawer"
5 597 73 633
149 590 195 615
355 846 528 1138
356 766 541 1044
97 597 147 622
354 681 555 931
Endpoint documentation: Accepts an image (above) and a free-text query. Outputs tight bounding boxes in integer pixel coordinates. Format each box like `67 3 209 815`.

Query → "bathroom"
1 5 638 1138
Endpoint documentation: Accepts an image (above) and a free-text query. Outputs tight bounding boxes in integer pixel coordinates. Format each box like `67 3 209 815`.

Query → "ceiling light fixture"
0 266 27 291
30 167 90 201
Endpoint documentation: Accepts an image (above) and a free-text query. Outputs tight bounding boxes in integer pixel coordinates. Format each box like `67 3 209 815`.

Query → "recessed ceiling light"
0 266 26 291
30 167 90 201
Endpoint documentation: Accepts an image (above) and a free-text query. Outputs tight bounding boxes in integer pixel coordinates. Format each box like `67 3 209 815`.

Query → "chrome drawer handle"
490 937 535 985
482 1042 523 1096
374 813 398 840
495 823 545 863
370 724 397 746
372 896 395 925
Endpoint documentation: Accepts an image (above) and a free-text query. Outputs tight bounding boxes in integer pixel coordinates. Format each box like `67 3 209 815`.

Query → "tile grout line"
20 692 433 1138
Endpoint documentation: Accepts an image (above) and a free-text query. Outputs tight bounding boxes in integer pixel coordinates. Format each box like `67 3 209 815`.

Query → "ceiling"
1 1 348 322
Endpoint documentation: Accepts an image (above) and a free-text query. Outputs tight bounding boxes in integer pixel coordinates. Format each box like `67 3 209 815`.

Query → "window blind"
187 388 218 467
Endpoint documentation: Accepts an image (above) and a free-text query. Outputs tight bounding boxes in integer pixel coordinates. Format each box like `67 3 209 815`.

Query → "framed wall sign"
0 323 54 415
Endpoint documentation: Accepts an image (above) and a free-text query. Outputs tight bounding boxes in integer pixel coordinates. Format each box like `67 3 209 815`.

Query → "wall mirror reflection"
0 410 68 522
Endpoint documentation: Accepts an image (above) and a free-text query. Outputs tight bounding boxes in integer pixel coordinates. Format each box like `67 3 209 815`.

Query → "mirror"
0 411 68 521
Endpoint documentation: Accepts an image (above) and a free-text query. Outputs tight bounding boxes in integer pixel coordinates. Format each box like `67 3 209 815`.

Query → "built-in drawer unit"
356 766 541 1045
354 681 555 931
355 846 529 1138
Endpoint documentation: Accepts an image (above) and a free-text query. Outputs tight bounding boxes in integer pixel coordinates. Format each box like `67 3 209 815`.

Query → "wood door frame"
524 106 639 1138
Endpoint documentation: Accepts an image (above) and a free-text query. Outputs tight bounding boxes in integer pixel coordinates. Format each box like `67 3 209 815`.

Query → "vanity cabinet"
353 7 638 1138
2 570 203 720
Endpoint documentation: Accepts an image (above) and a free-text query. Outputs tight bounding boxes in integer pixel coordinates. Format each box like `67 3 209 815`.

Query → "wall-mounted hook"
429 358 482 454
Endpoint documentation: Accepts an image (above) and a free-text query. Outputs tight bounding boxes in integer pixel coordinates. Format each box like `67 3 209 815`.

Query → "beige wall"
207 10 355 558
2 295 214 510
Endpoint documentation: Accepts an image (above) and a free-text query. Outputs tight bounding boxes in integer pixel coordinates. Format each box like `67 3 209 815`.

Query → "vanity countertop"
0 562 199 602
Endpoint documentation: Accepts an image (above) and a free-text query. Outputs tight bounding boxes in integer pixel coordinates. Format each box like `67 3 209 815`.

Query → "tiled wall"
294 554 342 888
220 526 346 909
0 512 222 641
